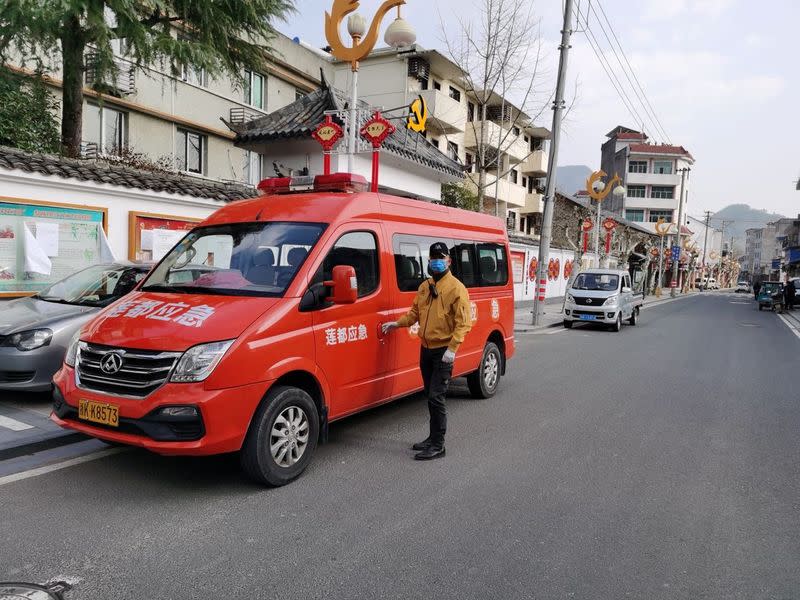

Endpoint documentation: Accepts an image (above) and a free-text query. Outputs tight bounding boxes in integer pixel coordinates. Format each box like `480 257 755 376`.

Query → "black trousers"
419 346 453 449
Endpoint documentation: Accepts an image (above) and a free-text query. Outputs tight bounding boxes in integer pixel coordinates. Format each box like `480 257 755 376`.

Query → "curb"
0 430 87 461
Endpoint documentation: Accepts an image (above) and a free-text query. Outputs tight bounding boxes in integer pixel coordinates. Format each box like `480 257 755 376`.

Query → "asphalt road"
1 293 798 599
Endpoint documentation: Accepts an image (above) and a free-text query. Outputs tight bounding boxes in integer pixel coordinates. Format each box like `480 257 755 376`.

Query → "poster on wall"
129 213 202 262
511 251 525 284
0 201 106 295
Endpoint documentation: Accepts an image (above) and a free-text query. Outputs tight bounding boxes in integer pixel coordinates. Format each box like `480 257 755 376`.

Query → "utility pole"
701 210 712 288
671 167 690 297
532 0 574 326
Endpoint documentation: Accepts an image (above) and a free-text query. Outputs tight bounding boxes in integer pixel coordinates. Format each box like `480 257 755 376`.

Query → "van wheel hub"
270 406 310 467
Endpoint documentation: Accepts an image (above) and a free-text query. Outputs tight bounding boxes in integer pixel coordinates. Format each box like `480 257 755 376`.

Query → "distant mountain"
555 165 593 196
710 204 785 248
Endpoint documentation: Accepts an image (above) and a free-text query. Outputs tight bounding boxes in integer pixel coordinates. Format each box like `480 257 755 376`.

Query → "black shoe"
414 447 446 461
412 438 432 451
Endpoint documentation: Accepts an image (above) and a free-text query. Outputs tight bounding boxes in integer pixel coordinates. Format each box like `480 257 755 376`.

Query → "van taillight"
257 173 368 195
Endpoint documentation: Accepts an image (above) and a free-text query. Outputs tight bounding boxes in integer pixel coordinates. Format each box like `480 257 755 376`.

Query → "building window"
649 210 673 223
448 86 461 102
651 186 675 199
244 150 262 185
629 160 647 173
510 169 519 184
177 128 206 175
244 70 265 109
467 102 475 122
181 65 207 87
465 152 475 173
433 80 441 91
521 176 527 188
84 104 128 154
653 160 673 174
627 185 646 198
447 141 459 161
507 211 517 229
295 88 305 101
512 126 521 136
625 209 645 222
530 137 543 152
431 137 440 149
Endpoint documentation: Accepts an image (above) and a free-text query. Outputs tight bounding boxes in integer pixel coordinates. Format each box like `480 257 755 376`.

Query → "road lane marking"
0 415 35 431
777 314 800 340
0 447 125 487
545 328 569 335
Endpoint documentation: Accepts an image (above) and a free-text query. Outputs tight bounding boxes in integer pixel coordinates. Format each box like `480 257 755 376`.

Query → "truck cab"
563 268 642 331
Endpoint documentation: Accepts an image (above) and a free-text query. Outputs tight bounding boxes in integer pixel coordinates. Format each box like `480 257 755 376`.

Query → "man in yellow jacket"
382 242 472 460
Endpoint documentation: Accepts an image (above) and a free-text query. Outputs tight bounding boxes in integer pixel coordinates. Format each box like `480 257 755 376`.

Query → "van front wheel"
467 341 502 399
240 386 319 486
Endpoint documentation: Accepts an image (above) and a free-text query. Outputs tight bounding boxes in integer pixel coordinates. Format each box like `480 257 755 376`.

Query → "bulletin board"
128 211 203 262
0 198 108 297
510 251 526 284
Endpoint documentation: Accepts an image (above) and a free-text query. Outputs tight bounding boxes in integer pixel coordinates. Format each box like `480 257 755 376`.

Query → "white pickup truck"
563 269 644 331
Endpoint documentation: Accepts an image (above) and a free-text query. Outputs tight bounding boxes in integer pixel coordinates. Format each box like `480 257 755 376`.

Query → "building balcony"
228 107 262 125
464 120 528 163
467 172 526 207
519 191 544 215
419 89 466 134
625 171 681 186
521 149 548 176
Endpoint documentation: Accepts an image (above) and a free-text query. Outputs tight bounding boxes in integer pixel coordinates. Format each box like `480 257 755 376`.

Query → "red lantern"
359 111 396 192
312 115 344 175
602 217 618 254
581 217 594 253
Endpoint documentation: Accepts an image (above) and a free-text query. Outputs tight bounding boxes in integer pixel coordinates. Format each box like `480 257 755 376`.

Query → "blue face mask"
429 259 447 274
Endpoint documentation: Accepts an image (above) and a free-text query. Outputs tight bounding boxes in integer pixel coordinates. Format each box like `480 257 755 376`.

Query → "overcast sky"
281 0 800 218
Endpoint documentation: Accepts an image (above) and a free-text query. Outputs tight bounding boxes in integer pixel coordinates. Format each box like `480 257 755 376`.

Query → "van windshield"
573 273 619 291
141 222 325 297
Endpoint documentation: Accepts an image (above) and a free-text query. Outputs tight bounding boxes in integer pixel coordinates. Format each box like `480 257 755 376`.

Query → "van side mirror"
622 286 632 293
324 265 358 304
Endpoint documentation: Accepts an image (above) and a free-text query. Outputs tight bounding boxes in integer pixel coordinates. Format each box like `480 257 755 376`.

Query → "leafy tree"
439 182 480 212
0 67 60 154
0 0 295 157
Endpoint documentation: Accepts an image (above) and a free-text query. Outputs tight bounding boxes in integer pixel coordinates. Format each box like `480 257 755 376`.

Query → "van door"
310 226 391 419
621 273 633 317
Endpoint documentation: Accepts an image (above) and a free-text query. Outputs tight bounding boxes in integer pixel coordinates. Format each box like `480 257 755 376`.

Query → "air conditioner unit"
408 57 430 82
84 53 136 97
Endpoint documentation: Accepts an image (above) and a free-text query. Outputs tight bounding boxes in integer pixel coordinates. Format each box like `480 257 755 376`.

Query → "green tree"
439 181 480 212
0 67 60 154
0 0 294 157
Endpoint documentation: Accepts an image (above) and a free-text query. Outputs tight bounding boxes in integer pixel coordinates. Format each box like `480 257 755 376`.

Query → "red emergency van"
51 173 515 485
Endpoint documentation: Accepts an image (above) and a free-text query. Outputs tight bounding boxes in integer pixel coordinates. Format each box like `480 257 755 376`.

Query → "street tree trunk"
476 102 488 211
60 16 86 158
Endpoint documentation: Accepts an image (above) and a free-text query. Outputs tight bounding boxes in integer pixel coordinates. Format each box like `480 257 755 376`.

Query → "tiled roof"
0 145 258 202
557 191 658 238
228 74 465 179
606 125 647 139
616 132 647 140
628 143 694 160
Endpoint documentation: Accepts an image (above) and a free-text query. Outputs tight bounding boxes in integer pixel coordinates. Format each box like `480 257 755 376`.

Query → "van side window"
320 231 379 298
477 244 509 286
452 242 477 288
392 234 456 292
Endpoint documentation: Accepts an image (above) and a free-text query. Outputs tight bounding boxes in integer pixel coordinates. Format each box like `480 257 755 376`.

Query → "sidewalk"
514 288 717 333
0 397 84 460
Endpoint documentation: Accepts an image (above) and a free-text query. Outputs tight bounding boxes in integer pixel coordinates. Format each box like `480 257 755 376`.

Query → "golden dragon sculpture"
325 0 407 66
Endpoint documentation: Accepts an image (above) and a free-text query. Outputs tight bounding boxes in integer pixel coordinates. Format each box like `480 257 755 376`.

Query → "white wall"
0 169 225 261
510 242 576 302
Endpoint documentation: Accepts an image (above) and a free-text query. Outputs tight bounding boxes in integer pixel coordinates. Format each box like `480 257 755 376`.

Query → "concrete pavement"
0 293 798 599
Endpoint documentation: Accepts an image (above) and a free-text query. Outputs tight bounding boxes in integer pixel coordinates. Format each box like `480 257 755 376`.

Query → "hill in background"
555 165 593 196
708 204 786 251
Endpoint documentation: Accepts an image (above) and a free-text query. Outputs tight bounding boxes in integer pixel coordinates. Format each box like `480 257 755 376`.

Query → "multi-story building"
600 126 694 233
332 45 550 237
745 225 778 279
9 32 332 185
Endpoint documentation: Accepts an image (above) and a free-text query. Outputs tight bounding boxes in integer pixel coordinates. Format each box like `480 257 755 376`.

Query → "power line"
572 7 650 136
590 1 671 143
593 1 671 144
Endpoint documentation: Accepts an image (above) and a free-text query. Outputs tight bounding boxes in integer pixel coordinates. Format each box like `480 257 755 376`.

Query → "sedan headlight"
603 295 619 306
171 340 234 383
2 329 53 352
64 330 81 367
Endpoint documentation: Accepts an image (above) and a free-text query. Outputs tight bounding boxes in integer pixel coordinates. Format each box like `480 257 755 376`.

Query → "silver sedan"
0 263 151 392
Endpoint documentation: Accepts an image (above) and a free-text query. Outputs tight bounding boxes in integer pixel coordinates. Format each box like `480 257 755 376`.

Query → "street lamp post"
670 166 691 297
585 171 625 268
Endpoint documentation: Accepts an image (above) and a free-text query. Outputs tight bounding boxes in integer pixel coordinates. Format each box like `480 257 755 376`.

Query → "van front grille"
76 343 181 398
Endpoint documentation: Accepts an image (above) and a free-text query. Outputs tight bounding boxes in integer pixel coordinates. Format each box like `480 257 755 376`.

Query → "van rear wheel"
629 307 639 326
467 341 502 399
240 386 319 486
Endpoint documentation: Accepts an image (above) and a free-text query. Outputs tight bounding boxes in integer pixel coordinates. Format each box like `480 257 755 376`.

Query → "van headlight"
603 295 619 306
567 294 576 303
171 340 234 383
2 329 53 352
64 331 81 366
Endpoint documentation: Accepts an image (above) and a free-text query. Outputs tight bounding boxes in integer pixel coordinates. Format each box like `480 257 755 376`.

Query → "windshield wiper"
141 284 189 294
36 295 75 305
